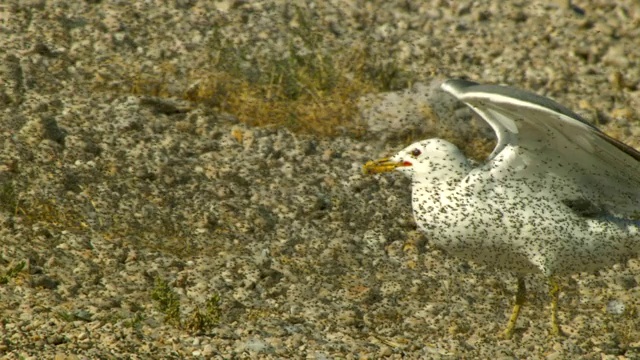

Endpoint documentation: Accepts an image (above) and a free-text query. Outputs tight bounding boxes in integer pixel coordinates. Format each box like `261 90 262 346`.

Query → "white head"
363 139 470 180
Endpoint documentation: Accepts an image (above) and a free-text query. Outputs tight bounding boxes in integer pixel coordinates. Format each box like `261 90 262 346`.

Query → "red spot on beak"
402 161 412 167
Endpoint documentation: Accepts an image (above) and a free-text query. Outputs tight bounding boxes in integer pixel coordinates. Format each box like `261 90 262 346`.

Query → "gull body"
394 138 640 276
364 79 640 337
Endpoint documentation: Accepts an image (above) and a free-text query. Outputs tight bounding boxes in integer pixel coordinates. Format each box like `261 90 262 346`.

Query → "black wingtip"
442 78 640 164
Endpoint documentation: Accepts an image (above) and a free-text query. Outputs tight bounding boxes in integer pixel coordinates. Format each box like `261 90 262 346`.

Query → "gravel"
1 0 639 358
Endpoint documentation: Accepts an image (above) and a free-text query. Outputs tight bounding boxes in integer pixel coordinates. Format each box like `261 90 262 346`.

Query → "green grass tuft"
0 261 25 285
151 277 222 334
184 294 221 334
151 277 182 327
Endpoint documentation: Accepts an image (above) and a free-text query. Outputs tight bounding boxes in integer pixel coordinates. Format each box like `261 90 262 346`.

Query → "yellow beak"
362 158 412 175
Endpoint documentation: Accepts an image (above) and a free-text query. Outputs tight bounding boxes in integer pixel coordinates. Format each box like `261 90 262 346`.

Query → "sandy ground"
1 0 639 359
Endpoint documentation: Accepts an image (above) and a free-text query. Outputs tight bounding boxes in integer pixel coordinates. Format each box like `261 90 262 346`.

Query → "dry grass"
94 5 414 139
122 46 408 138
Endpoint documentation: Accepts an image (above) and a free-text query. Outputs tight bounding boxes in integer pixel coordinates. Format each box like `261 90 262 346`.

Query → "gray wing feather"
441 79 640 218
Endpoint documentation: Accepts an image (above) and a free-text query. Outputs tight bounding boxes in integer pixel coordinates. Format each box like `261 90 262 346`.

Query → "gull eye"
411 148 422 157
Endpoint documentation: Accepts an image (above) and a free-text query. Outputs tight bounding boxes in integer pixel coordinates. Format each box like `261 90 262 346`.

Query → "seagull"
363 79 640 338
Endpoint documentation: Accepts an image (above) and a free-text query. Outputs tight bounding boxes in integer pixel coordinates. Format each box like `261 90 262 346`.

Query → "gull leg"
501 276 526 339
549 277 563 337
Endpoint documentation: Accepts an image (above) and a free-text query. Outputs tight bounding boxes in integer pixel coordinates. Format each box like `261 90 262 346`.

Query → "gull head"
363 139 470 180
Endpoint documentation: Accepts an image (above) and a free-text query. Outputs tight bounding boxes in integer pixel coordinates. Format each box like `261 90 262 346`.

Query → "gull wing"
441 79 640 218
